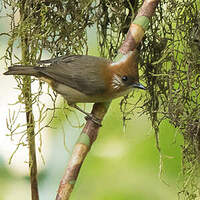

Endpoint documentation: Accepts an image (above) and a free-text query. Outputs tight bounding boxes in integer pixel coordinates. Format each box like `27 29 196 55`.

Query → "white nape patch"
112 73 124 90
110 51 133 66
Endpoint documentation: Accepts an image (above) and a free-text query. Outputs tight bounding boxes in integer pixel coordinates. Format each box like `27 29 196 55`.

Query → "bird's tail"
3 65 41 76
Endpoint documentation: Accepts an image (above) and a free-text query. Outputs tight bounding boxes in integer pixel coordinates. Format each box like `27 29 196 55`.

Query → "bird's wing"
40 55 111 95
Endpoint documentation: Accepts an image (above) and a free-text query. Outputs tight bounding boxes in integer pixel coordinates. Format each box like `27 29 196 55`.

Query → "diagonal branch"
119 0 160 54
56 102 110 200
55 1 160 200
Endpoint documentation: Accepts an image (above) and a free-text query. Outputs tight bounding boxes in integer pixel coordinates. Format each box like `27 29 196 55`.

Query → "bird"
4 50 145 124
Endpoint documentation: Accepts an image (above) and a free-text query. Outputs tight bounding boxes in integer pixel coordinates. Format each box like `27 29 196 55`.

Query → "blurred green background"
0 6 183 200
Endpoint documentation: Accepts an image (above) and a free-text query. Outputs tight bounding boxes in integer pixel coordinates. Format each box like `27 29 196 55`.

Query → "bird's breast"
52 82 112 103
51 73 133 104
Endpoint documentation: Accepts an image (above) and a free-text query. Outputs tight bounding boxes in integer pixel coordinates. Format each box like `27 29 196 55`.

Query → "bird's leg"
72 104 102 126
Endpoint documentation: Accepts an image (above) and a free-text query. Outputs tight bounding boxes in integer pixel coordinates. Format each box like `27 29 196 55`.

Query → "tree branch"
119 0 160 54
55 0 160 199
20 2 39 199
56 102 110 200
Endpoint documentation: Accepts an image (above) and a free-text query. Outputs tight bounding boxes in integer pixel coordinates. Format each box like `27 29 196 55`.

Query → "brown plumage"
4 50 145 106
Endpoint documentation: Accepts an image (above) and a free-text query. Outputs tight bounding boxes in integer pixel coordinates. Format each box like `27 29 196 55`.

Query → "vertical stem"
22 35 40 200
20 1 39 199
23 77 39 200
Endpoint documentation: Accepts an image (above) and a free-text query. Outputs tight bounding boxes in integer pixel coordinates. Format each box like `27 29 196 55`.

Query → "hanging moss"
1 0 200 199
139 1 200 199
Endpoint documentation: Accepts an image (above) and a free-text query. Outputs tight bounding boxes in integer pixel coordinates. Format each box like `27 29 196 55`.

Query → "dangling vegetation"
1 0 200 199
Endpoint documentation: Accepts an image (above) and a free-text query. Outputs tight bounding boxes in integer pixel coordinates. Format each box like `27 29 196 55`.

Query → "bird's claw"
71 104 102 126
85 114 102 126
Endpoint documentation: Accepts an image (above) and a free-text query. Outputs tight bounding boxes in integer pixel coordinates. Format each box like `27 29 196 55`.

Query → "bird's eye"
122 75 128 81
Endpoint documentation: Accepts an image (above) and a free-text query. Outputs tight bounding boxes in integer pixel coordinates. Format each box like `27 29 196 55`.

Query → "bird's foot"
84 114 102 126
72 104 102 126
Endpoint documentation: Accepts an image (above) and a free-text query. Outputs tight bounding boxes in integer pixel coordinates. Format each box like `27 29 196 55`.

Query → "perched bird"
4 50 145 123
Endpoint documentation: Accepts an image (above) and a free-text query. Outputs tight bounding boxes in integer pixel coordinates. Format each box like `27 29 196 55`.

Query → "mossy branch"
20 3 39 200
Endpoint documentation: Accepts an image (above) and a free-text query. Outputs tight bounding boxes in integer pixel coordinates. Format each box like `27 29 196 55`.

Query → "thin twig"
20 3 39 199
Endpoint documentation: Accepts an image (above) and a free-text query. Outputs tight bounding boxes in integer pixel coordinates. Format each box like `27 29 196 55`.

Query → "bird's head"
107 50 145 93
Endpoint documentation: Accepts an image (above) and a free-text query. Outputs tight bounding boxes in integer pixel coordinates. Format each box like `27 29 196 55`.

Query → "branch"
56 102 110 200
20 3 39 200
55 0 160 199
119 0 160 54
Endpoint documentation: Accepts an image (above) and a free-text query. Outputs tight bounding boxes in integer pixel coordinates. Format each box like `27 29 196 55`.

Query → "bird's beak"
132 82 146 90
